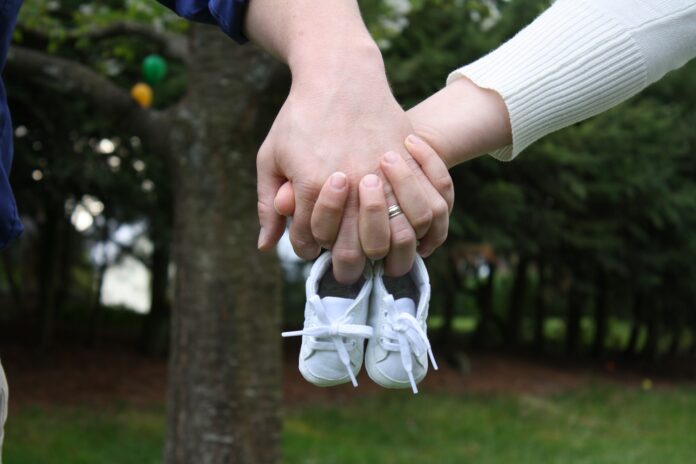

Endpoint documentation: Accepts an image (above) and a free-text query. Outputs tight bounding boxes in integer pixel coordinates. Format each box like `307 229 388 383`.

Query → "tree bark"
87 224 110 348
38 194 64 349
565 284 584 357
164 25 282 464
533 259 546 353
1 249 24 314
591 269 608 359
506 255 529 348
624 291 644 358
139 220 172 357
641 299 660 360
473 262 497 349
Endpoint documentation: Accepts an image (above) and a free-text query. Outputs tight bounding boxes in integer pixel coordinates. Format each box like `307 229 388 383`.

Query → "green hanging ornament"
142 54 167 85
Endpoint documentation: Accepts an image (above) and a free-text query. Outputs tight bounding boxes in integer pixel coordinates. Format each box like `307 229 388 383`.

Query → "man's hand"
256 47 425 283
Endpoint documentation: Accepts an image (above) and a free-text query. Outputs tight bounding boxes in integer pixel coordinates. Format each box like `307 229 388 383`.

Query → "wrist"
288 37 386 88
408 77 511 168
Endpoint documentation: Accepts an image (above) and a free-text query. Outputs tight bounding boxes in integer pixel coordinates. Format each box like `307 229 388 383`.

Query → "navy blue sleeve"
157 0 249 44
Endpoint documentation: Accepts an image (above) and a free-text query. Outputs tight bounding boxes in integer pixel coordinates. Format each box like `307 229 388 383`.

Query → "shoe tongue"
394 298 417 317
320 296 354 321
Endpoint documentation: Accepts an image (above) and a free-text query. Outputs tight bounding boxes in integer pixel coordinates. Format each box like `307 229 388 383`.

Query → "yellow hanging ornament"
130 83 153 108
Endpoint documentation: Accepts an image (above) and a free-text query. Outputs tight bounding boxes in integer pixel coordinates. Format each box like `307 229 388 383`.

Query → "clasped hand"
256 49 453 284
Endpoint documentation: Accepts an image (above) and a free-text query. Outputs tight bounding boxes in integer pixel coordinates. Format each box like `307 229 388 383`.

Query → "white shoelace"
380 295 438 394
282 295 373 387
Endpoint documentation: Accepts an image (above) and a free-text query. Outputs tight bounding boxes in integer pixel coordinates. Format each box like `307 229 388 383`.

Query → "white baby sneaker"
283 252 374 387
365 255 438 393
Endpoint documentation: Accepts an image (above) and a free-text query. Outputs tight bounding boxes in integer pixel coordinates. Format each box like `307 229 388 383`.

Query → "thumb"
274 181 296 217
257 157 287 251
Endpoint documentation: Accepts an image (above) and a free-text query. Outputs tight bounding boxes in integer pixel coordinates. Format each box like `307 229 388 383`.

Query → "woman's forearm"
407 77 511 168
410 0 696 166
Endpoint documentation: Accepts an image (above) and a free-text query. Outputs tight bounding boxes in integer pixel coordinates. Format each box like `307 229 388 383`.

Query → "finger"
381 151 432 239
382 180 417 277
404 162 450 257
331 190 366 284
311 172 350 249
358 174 390 260
289 179 322 260
416 192 449 258
274 181 295 217
257 153 287 251
405 134 455 213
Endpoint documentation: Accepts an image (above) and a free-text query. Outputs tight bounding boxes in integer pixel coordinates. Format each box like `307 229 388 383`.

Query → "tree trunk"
38 196 64 349
473 262 496 349
164 25 282 464
624 291 644 358
139 219 172 357
533 260 546 354
667 321 682 357
55 217 74 311
87 225 110 348
641 299 659 360
506 256 529 348
1 249 24 314
591 270 608 359
437 253 459 350
440 287 456 348
565 284 583 357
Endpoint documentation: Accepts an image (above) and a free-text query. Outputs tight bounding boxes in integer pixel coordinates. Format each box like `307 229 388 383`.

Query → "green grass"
5 386 696 463
4 405 165 464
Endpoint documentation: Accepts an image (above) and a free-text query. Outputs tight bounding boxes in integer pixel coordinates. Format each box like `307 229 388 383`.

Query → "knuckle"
333 247 364 268
396 168 417 184
290 233 318 259
294 178 322 202
404 156 423 174
362 201 386 215
436 174 455 198
257 199 274 216
293 245 319 260
391 226 416 249
313 230 337 249
433 198 449 219
256 141 276 168
363 244 389 260
316 199 343 217
411 210 433 231
436 229 449 247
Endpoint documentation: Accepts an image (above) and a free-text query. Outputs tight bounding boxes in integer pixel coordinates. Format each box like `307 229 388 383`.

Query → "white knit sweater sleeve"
448 0 696 161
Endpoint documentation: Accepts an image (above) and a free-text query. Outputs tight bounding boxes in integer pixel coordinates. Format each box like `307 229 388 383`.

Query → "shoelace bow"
380 294 438 394
282 295 373 387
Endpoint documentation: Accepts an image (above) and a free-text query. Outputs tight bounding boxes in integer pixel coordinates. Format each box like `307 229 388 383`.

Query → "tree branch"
18 22 189 64
6 45 170 153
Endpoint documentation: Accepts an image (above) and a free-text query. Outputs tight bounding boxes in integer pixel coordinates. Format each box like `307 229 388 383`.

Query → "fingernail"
406 134 423 146
384 151 400 164
330 172 347 189
257 228 267 249
362 174 381 188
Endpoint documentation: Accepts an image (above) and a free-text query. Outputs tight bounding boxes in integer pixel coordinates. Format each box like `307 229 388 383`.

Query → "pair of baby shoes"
283 252 437 394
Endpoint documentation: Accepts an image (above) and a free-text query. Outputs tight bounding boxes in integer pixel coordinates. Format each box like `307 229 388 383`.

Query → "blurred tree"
383 0 696 359
7 0 286 462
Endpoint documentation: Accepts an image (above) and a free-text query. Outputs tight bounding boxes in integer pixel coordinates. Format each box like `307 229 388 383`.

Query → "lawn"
5 386 696 464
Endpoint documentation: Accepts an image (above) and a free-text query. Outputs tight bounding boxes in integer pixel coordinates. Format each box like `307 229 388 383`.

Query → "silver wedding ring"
387 204 403 220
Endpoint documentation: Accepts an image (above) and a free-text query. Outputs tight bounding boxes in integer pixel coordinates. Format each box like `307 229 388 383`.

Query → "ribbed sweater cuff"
448 0 647 161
